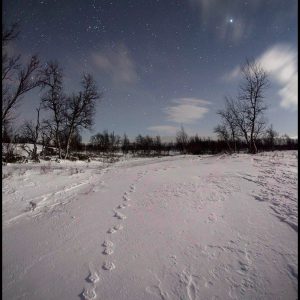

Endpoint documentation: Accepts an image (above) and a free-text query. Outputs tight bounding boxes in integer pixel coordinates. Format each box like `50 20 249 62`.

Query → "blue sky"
3 0 298 141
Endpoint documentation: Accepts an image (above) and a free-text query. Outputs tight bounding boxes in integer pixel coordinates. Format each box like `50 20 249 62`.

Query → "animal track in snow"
108 223 124 233
103 247 114 255
107 223 124 234
88 272 100 283
107 227 116 234
102 240 114 255
82 287 97 300
103 240 113 247
129 185 136 192
114 211 127 220
117 204 126 209
123 195 130 201
208 213 217 223
102 261 116 271
114 224 123 231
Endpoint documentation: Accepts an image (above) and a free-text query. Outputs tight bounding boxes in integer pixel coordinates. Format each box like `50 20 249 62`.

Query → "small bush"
3 154 24 163
69 156 79 161
2 171 12 179
69 167 79 175
76 153 90 161
40 164 52 174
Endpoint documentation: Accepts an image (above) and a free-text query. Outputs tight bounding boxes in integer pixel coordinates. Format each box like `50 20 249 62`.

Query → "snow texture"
2 151 298 299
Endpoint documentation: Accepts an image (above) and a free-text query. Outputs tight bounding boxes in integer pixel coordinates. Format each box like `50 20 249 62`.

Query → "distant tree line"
86 127 297 157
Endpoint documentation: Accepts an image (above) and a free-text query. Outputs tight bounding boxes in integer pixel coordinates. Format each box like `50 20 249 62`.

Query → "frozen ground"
2 151 298 299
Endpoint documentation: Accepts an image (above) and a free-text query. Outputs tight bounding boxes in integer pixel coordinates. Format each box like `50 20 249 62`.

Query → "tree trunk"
32 143 38 161
250 139 257 154
55 130 62 159
64 126 74 159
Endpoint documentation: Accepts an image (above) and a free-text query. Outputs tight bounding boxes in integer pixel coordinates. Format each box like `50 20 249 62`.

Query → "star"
229 18 234 23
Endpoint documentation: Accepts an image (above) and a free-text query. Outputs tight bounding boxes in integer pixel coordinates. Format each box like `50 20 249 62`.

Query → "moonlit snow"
2 151 297 299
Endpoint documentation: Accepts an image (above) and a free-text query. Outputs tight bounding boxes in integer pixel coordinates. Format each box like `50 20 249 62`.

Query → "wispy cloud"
92 44 138 84
147 98 211 136
258 44 298 110
222 65 240 82
222 44 297 110
164 98 211 124
147 125 178 135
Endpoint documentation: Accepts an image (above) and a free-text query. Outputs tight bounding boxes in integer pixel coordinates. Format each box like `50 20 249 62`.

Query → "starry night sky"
3 0 298 141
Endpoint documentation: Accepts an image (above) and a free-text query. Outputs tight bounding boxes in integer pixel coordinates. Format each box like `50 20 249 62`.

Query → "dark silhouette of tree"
2 23 40 132
214 124 232 153
237 59 269 153
176 125 188 154
121 134 130 154
64 74 101 159
39 61 65 158
20 106 41 161
264 124 278 150
154 135 162 156
216 97 238 152
218 59 269 154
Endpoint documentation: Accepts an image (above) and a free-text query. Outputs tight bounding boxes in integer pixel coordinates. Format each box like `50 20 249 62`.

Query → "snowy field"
2 151 298 299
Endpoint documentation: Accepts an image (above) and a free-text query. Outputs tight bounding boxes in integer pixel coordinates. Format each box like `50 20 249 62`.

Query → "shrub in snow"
40 165 52 174
76 153 90 161
69 168 79 175
69 156 79 161
2 171 12 179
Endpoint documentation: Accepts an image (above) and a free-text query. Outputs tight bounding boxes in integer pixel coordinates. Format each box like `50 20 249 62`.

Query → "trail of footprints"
81 170 148 299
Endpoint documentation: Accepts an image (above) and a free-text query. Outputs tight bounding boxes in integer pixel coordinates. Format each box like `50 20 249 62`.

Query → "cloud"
164 98 211 124
92 44 138 84
222 66 240 82
147 125 178 135
257 44 298 110
223 44 298 110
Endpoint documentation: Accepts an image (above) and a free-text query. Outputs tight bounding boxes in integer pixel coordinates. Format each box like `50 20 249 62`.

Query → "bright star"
229 18 233 23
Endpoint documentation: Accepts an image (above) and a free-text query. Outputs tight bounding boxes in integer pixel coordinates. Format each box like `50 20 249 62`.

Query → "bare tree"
121 134 130 154
2 23 20 45
214 124 232 153
39 61 65 158
64 74 101 159
154 135 162 156
176 125 188 154
108 132 121 154
265 124 278 150
237 59 269 153
219 59 269 154
40 120 55 158
217 97 238 152
2 24 41 131
20 106 41 161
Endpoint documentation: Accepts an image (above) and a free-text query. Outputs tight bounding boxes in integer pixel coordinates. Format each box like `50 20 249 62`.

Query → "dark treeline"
4 126 297 162
86 129 297 157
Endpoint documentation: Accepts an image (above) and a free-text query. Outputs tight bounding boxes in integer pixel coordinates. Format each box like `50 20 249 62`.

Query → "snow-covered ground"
2 151 298 299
